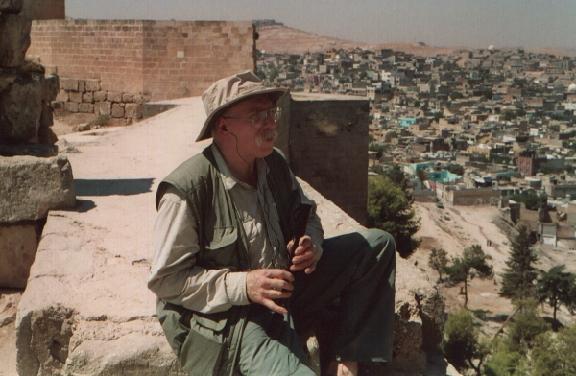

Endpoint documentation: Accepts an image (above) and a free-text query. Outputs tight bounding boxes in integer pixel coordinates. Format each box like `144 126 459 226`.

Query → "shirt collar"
210 143 269 191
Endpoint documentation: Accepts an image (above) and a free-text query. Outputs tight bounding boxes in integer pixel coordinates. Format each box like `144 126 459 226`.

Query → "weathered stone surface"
93 90 107 102
37 125 58 145
121 93 134 103
64 101 78 113
94 101 111 116
107 91 122 103
125 103 142 119
0 155 75 222
60 78 78 91
77 80 85 92
111 103 124 118
39 102 54 129
0 73 42 144
42 74 59 102
55 89 68 102
0 0 23 13
82 91 93 103
78 103 94 113
84 79 100 92
68 91 82 103
0 223 39 288
0 14 32 68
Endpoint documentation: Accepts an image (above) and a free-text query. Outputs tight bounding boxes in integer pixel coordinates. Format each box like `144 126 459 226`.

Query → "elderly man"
148 71 396 376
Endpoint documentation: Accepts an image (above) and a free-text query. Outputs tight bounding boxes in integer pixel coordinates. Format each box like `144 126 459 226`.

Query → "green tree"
367 175 420 257
537 265 576 331
445 245 493 307
507 299 549 353
500 225 539 301
529 325 576 376
444 310 490 375
484 340 522 376
428 247 448 282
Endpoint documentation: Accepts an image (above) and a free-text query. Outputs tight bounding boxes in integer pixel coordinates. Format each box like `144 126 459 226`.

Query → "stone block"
111 103 124 118
121 93 134 103
84 79 100 91
78 80 85 92
82 91 93 103
0 155 75 222
0 14 32 68
37 126 58 145
94 101 111 116
68 91 82 103
108 91 122 103
0 223 38 288
124 103 142 119
39 102 53 129
42 74 59 102
60 78 78 91
56 90 68 102
64 101 78 113
0 0 23 13
0 73 42 144
93 90 107 102
78 103 94 113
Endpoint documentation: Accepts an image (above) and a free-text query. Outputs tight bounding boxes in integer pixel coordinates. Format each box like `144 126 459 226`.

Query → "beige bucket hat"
197 70 289 142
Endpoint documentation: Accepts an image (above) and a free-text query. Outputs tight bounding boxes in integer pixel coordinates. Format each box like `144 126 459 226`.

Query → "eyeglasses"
222 107 282 129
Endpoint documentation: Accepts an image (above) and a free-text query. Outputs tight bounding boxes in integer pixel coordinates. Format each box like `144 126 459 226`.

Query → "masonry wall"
28 19 254 100
289 96 370 224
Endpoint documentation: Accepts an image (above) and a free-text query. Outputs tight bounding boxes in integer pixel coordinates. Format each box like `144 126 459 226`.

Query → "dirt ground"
411 202 576 336
0 290 20 376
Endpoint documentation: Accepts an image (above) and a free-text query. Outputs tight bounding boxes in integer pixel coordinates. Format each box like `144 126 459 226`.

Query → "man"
148 71 396 376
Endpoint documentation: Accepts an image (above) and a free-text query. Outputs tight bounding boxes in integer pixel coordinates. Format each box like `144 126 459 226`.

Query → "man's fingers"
263 278 294 292
292 250 314 265
262 298 288 315
266 269 295 282
263 289 292 299
304 264 317 274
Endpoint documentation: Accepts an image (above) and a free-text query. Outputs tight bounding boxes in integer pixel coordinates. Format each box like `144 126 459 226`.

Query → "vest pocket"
179 312 229 374
202 226 239 269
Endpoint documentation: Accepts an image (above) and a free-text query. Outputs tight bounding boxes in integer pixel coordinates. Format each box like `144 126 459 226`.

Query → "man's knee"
360 228 396 260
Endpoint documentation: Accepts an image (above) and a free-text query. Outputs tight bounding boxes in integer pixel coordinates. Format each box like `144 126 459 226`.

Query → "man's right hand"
246 269 294 315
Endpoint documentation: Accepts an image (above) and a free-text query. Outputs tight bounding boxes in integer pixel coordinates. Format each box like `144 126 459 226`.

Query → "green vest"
155 146 302 375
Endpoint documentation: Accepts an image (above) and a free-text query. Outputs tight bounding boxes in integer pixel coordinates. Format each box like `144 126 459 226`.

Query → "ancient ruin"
0 0 75 289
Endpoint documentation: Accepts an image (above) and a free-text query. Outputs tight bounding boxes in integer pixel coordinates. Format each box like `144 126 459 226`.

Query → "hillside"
256 24 458 57
256 23 576 58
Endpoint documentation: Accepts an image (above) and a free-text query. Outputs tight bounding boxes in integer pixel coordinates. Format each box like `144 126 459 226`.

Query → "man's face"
220 95 279 159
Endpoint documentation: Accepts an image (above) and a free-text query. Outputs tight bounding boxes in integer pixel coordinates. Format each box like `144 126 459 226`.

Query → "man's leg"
236 305 316 376
291 229 396 365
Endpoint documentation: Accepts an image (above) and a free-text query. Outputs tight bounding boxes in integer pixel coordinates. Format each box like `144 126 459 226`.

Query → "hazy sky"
66 0 576 49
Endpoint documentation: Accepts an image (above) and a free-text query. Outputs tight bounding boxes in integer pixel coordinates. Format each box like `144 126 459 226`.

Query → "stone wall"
0 0 75 288
289 93 370 224
27 19 255 101
58 78 145 124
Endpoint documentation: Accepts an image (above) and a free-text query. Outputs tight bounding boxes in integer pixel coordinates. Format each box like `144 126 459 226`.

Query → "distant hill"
255 23 576 58
255 23 458 57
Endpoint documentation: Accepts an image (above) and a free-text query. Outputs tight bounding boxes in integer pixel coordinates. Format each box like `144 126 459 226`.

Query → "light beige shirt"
148 145 324 314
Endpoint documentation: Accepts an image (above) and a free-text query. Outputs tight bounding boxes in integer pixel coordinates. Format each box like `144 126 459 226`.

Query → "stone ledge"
0 154 76 222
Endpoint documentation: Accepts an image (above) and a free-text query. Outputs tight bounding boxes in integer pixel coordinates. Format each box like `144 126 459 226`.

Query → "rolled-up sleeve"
148 186 250 313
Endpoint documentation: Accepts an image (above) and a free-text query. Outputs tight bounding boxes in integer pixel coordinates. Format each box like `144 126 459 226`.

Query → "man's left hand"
289 235 320 274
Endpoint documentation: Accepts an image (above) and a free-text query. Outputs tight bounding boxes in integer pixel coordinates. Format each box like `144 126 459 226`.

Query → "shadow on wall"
74 178 154 196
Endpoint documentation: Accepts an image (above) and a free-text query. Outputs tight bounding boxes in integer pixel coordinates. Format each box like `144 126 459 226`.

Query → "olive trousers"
235 228 396 375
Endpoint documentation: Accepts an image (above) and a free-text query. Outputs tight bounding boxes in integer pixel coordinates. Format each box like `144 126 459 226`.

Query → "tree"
538 194 551 223
428 247 448 282
537 265 576 331
445 245 493 307
529 325 576 376
444 310 489 376
500 225 539 302
367 175 420 257
507 299 549 353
